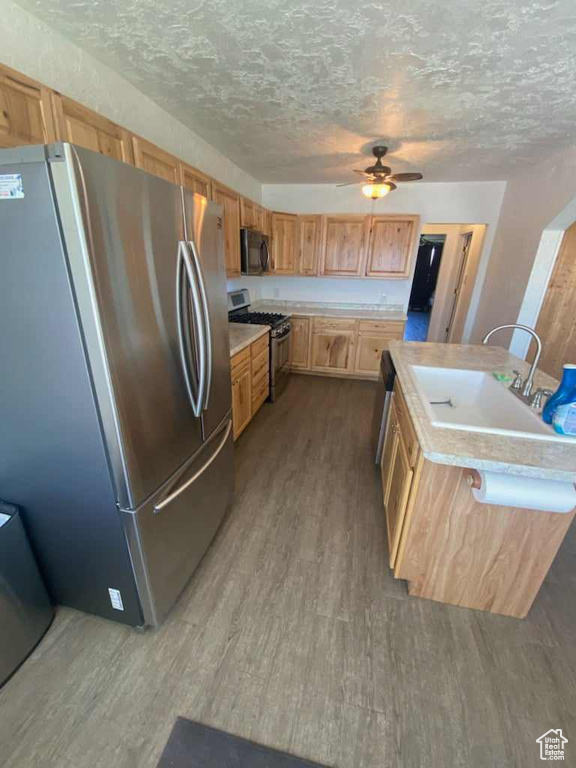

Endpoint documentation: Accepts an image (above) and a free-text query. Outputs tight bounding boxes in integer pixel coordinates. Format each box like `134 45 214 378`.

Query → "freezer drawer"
122 418 234 626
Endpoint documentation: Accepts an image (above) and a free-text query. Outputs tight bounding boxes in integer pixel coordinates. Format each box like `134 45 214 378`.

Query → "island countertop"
229 323 269 357
389 340 576 483
252 299 406 322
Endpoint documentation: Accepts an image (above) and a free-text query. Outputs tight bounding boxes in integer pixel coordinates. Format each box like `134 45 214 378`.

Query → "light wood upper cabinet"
310 317 356 374
51 93 133 164
0 64 56 148
271 212 298 274
212 181 241 277
289 317 312 369
240 197 258 230
366 215 419 278
180 161 211 198
319 215 370 276
298 215 321 275
132 136 180 184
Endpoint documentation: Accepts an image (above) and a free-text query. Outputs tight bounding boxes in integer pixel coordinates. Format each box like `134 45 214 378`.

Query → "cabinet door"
232 364 252 440
320 215 369 276
261 208 272 237
298 215 321 275
385 430 414 566
0 64 56 148
289 317 311 369
354 333 397 377
310 319 355 373
271 213 298 274
132 136 180 183
212 182 241 277
366 216 419 278
380 400 399 507
52 94 133 164
180 162 211 198
240 197 258 229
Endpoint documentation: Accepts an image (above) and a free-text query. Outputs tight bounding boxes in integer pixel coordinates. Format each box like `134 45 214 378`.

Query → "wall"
235 181 505 323
0 1 261 200
470 144 576 354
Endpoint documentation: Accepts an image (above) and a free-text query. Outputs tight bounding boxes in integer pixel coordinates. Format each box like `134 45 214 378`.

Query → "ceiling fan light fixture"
362 182 392 199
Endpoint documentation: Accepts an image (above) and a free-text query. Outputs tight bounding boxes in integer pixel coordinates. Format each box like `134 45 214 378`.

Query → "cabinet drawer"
231 348 251 381
394 382 419 467
252 356 269 388
358 320 405 337
312 317 357 333
251 345 269 378
252 376 269 410
251 333 269 359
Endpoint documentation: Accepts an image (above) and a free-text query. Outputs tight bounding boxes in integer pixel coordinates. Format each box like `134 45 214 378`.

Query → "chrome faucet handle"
530 388 554 409
511 370 523 390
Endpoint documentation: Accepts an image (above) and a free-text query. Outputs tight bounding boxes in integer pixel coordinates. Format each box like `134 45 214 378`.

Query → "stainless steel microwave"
240 229 270 275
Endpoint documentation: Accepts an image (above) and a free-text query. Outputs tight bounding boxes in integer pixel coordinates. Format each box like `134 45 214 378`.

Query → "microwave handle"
261 240 270 272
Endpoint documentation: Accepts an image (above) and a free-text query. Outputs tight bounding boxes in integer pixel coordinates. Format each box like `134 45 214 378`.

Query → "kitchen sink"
409 365 573 444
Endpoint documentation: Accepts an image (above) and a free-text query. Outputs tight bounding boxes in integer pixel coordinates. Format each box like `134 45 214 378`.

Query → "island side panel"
394 459 575 618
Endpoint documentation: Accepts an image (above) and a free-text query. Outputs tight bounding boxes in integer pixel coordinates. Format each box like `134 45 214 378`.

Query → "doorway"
404 223 487 344
404 235 446 341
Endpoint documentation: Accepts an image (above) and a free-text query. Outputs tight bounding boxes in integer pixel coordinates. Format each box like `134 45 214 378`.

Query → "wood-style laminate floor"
1 374 575 768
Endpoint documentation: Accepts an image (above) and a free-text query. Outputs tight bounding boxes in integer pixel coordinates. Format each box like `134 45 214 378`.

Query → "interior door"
69 146 204 508
182 190 232 439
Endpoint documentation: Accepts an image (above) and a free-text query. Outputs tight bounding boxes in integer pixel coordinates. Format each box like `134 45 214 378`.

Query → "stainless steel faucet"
482 324 544 403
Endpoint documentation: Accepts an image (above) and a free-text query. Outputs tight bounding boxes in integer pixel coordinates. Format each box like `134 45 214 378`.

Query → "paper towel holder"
466 469 482 490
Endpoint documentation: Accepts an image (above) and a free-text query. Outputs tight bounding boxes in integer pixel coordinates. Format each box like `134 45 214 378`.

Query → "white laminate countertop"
229 323 270 358
252 300 406 322
389 341 576 483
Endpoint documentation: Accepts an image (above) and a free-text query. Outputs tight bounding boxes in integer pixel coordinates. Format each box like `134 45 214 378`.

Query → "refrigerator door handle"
153 419 232 514
187 239 212 411
177 241 205 418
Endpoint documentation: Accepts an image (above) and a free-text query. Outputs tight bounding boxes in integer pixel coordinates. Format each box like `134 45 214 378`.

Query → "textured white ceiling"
15 0 576 183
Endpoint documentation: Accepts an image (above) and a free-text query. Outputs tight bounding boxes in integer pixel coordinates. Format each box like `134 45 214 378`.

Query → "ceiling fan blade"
389 172 423 182
336 181 362 187
353 169 368 175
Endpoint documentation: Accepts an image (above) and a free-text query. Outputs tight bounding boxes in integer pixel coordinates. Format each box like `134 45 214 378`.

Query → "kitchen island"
383 341 576 618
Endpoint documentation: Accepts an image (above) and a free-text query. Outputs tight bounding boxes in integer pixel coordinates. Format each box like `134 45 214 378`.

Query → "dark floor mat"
158 718 330 767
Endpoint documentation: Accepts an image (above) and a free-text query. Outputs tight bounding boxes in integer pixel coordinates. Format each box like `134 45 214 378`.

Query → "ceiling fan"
338 145 423 198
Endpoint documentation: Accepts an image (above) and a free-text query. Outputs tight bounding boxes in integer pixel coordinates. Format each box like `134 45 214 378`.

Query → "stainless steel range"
228 289 291 401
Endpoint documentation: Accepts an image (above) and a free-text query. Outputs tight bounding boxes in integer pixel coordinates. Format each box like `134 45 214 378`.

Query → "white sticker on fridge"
0 174 24 199
108 588 124 611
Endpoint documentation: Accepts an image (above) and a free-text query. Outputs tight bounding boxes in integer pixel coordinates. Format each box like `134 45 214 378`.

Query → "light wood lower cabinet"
289 316 404 379
231 348 252 441
289 317 312 369
231 333 269 440
310 318 356 374
383 414 413 567
383 379 576 619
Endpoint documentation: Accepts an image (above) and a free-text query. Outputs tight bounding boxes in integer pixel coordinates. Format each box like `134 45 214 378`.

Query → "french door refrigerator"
0 144 234 627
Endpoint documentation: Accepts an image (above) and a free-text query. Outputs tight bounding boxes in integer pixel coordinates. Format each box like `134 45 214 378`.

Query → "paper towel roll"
472 471 576 513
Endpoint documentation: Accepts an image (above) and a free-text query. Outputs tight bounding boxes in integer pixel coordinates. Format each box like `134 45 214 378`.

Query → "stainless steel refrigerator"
0 143 234 628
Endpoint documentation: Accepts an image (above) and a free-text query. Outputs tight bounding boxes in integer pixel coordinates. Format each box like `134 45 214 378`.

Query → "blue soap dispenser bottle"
543 364 576 424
